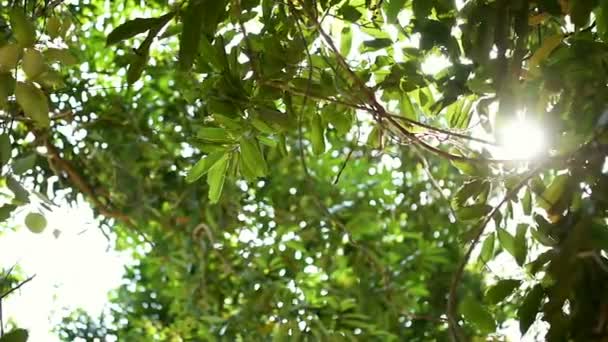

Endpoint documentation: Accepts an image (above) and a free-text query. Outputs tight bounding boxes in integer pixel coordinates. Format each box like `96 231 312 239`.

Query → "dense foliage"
2 0 608 340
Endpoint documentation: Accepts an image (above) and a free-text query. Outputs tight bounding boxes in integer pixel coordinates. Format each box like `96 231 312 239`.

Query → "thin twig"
412 145 457 221
290 4 315 177
0 275 36 300
446 167 542 341
333 146 355 184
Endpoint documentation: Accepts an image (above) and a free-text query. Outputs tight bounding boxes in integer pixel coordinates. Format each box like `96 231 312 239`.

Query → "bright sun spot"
498 119 546 160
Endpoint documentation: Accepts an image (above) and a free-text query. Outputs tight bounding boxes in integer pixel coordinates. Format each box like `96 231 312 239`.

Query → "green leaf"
338 5 362 22
340 27 352 55
0 44 22 71
367 126 382 149
530 227 557 246
413 0 433 18
15 82 50 128
538 174 570 210
497 228 517 260
452 180 486 209
525 250 555 275
0 328 28 342
178 0 205 71
522 188 532 216
12 153 36 175
518 285 544 335
185 151 225 183
479 232 495 263
451 160 481 176
456 204 491 221
200 0 227 38
485 279 521 305
363 38 393 50
459 295 496 333
10 9 36 47
239 137 268 178
514 224 528 266
238 152 257 181
0 204 17 222
386 0 406 23
400 93 418 121
46 16 61 39
106 17 161 46
325 109 353 135
127 53 147 85
197 127 232 143
25 212 47 233
0 133 12 166
206 153 230 203
22 49 45 79
7 177 29 203
44 48 78 65
310 114 326 155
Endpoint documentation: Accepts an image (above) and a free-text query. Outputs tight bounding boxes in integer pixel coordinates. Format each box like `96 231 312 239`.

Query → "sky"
0 199 131 341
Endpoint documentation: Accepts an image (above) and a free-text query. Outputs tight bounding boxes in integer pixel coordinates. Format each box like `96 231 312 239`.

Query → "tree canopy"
2 0 608 341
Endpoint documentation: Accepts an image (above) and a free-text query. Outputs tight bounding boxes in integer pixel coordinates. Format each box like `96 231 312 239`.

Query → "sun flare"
498 119 546 160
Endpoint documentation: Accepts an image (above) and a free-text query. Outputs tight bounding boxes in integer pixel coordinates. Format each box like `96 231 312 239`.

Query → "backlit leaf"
15 82 50 128
207 153 230 203
538 174 570 210
310 113 326 155
459 295 496 333
518 285 544 335
0 133 11 166
106 17 161 46
186 151 225 183
12 153 36 175
479 232 495 263
386 0 406 23
528 34 562 74
456 204 491 221
179 0 204 70
486 279 521 305
239 137 268 178
497 228 517 259
7 177 29 203
10 8 36 47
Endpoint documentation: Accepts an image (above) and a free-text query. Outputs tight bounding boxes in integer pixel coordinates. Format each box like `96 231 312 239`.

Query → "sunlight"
498 118 546 160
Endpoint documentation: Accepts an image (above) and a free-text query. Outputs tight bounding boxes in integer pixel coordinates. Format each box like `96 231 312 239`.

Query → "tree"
1 0 608 340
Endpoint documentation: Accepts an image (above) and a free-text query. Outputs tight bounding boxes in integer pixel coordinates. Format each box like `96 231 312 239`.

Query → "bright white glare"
498 119 546 160
0 201 131 340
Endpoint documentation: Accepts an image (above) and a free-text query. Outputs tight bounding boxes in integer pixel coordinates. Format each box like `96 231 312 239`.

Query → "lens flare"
498 119 545 160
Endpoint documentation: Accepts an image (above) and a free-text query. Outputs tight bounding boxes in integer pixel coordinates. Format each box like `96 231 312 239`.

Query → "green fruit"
15 81 50 128
22 49 46 78
9 8 36 47
25 212 46 233
0 44 22 71
46 16 61 39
